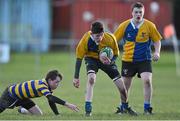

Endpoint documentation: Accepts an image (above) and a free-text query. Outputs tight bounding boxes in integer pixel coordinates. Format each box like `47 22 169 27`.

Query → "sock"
85 101 92 113
120 102 128 110
144 101 150 110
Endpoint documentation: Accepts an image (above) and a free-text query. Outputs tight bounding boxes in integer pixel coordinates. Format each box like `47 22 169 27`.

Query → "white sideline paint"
169 25 180 76
172 34 180 76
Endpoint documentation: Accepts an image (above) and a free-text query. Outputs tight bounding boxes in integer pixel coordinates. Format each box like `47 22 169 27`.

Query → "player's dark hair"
91 21 104 34
45 70 62 81
131 2 144 11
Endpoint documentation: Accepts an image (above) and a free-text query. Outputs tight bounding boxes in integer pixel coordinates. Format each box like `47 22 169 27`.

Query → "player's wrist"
64 102 71 107
55 112 60 115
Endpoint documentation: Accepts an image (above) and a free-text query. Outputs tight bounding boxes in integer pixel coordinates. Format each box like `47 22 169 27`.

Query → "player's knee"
88 73 96 85
88 76 95 85
143 78 151 86
88 77 95 85
142 76 151 82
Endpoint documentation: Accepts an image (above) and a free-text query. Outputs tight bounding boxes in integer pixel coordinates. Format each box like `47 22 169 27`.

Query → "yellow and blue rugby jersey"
8 79 52 99
114 19 162 62
76 31 119 59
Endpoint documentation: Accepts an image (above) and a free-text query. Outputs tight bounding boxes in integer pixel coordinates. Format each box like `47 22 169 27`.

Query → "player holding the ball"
73 21 137 116
99 47 114 65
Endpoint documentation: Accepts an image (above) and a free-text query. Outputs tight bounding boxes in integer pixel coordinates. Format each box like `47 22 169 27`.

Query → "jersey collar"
130 19 144 29
90 35 99 45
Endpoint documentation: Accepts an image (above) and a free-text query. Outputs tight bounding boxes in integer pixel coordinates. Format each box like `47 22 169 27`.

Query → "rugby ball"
99 47 113 60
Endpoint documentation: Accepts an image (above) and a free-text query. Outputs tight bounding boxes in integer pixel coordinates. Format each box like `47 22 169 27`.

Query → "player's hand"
65 102 79 112
100 56 111 65
153 52 160 62
73 78 80 88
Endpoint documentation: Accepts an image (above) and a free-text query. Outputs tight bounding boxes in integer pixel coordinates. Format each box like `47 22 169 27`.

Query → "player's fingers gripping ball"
99 47 113 65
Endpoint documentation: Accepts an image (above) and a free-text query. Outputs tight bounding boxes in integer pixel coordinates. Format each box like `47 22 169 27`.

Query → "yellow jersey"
9 79 52 99
114 19 162 62
76 31 119 59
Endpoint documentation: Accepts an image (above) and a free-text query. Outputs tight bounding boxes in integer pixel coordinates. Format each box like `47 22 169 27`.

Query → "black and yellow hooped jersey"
114 19 162 62
76 31 119 59
8 79 52 99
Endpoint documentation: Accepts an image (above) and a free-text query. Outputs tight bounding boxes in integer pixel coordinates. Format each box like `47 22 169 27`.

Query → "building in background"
52 0 173 46
0 0 175 53
0 0 51 53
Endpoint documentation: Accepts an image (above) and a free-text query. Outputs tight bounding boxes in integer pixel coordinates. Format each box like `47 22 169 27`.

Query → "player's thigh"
121 61 137 77
17 98 35 110
85 57 99 74
100 63 121 81
138 61 152 79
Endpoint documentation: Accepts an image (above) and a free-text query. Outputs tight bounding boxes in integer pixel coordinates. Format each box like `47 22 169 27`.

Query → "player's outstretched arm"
46 95 79 114
47 95 66 105
48 100 59 115
47 95 65 115
64 102 79 112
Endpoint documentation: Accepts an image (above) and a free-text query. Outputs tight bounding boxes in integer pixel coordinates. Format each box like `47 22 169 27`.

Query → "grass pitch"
0 52 180 120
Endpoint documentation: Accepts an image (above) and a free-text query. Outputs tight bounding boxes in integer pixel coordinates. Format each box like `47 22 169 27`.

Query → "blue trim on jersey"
44 91 51 96
31 81 39 97
124 23 138 42
87 38 98 53
38 87 48 91
24 82 31 97
18 83 24 98
39 80 45 85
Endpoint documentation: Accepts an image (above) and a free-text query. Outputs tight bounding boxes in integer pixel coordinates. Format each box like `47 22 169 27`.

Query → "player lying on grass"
0 70 79 115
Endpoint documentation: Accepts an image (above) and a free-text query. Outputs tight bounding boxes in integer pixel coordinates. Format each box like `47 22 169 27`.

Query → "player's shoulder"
37 79 48 86
120 19 131 26
86 31 91 35
80 31 91 41
116 19 131 31
84 31 91 37
105 32 114 36
104 32 116 41
144 19 156 27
